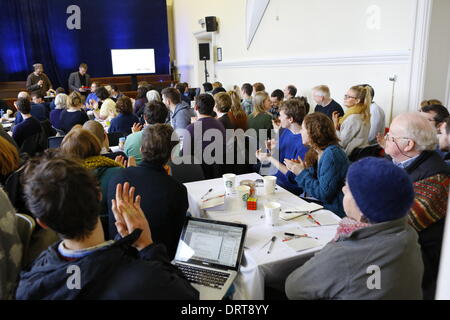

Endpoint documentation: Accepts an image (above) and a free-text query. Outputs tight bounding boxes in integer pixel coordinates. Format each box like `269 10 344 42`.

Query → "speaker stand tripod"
203 59 209 83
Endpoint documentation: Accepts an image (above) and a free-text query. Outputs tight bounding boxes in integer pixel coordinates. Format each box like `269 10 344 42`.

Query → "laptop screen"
174 217 247 271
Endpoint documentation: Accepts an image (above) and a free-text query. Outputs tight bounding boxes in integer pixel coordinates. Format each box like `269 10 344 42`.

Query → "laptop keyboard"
175 263 230 289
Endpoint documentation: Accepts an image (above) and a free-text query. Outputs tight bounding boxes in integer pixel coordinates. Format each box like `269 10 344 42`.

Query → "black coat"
16 231 199 300
107 160 189 260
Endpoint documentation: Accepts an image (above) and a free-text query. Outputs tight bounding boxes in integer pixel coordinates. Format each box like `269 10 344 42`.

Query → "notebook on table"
280 201 324 221
173 217 247 300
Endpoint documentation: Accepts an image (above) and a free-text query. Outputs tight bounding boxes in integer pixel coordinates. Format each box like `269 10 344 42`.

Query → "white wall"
172 0 435 121
423 0 450 104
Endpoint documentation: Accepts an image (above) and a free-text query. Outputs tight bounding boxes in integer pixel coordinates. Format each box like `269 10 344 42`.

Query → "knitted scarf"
83 156 123 170
339 105 367 125
332 217 371 242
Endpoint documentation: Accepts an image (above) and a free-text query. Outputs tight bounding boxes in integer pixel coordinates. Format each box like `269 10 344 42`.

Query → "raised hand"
284 156 305 175
131 123 143 133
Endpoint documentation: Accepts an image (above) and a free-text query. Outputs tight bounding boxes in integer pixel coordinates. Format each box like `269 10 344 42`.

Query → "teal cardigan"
293 144 349 217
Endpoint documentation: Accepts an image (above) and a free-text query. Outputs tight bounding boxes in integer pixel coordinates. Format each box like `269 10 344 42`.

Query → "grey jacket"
0 188 22 299
68 72 91 92
170 103 192 130
285 217 424 300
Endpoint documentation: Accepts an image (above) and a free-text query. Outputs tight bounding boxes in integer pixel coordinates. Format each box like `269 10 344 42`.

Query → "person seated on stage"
133 86 149 117
0 186 22 300
163 87 191 131
255 98 309 196
85 81 100 108
108 97 139 135
384 112 450 299
26 63 54 97
107 124 189 260
284 113 349 217
12 98 42 148
49 87 66 110
285 157 423 300
332 85 371 159
49 93 68 130
68 63 90 93
241 83 254 115
14 92 48 125
284 85 297 100
269 89 284 120
247 91 273 150
228 90 248 131
92 86 117 121
359 84 386 145
253 82 265 96
124 102 169 163
16 153 198 300
59 91 89 133
214 92 235 130
312 85 344 120
110 85 124 103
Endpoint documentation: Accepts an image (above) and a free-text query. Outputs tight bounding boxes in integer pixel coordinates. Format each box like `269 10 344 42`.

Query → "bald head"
391 112 438 152
17 91 30 100
82 120 106 144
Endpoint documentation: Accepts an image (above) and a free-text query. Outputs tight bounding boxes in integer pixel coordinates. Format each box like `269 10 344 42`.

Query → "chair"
169 159 205 183
16 213 36 268
55 128 66 136
48 136 64 149
107 132 127 146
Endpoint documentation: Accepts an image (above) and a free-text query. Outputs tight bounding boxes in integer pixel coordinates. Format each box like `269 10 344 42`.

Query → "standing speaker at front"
199 43 210 60
205 16 218 32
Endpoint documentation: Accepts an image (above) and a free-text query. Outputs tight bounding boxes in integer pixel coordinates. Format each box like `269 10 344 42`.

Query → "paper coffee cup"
264 202 281 226
263 176 277 195
223 174 236 195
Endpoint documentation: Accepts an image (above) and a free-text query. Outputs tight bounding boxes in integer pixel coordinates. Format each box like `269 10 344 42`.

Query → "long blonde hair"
251 91 269 117
227 90 246 120
349 85 372 123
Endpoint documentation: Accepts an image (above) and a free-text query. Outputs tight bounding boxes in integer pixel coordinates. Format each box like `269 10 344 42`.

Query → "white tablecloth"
184 173 340 300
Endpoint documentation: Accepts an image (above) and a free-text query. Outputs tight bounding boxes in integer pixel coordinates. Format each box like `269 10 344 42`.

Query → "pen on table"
200 188 213 200
267 236 276 254
284 211 309 214
283 232 319 240
202 194 225 202
308 214 321 226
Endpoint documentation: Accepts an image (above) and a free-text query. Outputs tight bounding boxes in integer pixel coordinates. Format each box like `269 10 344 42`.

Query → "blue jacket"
293 144 349 217
108 113 139 135
16 231 199 300
170 103 191 130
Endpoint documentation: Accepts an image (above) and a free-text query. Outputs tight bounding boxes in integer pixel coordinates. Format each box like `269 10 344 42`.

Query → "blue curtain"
0 0 170 88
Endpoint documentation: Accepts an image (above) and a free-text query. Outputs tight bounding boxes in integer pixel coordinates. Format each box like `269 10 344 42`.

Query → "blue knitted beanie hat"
346 157 415 223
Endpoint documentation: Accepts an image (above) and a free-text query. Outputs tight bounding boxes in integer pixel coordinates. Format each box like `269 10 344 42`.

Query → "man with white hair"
384 112 450 300
312 85 344 119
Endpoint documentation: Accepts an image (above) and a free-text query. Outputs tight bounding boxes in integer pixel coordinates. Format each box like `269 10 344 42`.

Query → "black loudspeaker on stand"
199 43 210 83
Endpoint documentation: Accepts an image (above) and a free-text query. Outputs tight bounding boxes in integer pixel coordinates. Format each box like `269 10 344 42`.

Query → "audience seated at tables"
360 84 386 145
49 93 67 129
0 187 22 300
211 86 226 96
0 137 20 186
284 113 349 217
60 126 127 236
82 120 126 160
108 96 139 135
228 90 248 131
84 81 100 107
269 89 284 120
58 91 89 133
383 112 450 300
176 83 191 105
133 86 149 116
253 82 265 95
420 104 449 129
107 124 189 260
49 87 66 110
0 123 18 151
202 82 213 95
214 92 235 130
285 157 423 300
124 101 169 163
332 85 371 159
12 98 42 148
31 91 50 115
15 153 198 300
312 85 344 120
256 98 309 196
93 86 117 121
14 92 48 125
437 117 450 165
241 83 254 115
109 84 124 103
284 85 297 100
420 99 443 110
163 87 191 131
248 91 274 150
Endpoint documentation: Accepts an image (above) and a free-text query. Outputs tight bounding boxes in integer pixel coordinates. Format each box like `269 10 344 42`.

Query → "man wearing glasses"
383 112 450 300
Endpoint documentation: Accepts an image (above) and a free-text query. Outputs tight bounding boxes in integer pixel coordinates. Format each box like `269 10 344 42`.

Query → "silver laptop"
173 217 247 300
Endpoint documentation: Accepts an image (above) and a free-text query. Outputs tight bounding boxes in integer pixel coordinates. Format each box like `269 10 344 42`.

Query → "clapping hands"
284 156 305 176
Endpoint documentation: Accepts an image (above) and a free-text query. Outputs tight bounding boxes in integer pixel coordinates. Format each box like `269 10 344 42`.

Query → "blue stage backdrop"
0 0 170 89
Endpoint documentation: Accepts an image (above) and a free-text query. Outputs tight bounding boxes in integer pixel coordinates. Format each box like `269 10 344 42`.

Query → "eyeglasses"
384 132 411 142
344 95 357 100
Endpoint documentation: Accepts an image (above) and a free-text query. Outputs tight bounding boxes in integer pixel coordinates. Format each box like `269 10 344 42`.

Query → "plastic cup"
263 176 277 195
264 202 281 226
